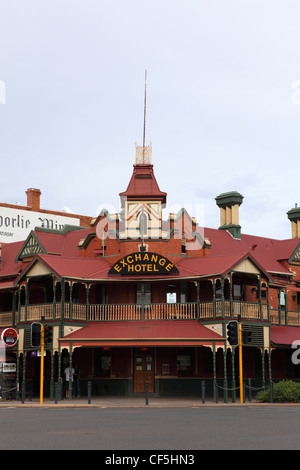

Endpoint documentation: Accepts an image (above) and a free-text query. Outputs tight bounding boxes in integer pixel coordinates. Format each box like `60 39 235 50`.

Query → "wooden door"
134 350 154 393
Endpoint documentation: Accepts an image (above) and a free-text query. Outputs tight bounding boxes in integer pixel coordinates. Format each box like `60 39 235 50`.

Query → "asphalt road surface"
1 406 300 451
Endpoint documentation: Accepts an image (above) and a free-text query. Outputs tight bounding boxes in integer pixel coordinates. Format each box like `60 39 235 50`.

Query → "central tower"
119 71 167 242
119 143 167 241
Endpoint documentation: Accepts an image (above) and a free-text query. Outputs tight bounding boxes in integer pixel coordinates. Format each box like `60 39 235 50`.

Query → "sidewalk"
0 396 299 408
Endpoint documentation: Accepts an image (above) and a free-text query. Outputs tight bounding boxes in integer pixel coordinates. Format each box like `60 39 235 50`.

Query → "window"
96 348 111 377
177 348 194 376
136 283 152 305
181 234 186 254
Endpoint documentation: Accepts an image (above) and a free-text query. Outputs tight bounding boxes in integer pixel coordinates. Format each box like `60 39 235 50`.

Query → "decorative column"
221 277 225 318
69 282 73 320
223 347 228 403
15 354 20 400
230 273 233 318
22 352 26 393
231 347 236 403
86 284 90 321
58 350 63 401
266 280 270 322
258 274 263 320
212 343 217 402
261 348 266 390
50 352 54 400
52 276 56 319
212 279 216 318
268 334 272 385
12 290 16 327
25 280 29 322
196 280 200 320
60 279 65 338
17 285 21 323
68 344 73 400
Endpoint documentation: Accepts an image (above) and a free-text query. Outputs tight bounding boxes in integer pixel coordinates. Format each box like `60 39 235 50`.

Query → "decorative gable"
289 243 300 264
15 232 46 261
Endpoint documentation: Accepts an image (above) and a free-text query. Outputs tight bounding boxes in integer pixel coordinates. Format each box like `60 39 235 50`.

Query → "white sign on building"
0 206 80 243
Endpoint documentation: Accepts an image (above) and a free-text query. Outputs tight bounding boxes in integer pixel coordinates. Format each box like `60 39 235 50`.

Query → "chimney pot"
26 188 41 211
215 191 243 239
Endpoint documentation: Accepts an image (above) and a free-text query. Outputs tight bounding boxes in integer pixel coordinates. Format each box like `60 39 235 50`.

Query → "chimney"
26 188 41 211
287 205 300 238
215 191 244 239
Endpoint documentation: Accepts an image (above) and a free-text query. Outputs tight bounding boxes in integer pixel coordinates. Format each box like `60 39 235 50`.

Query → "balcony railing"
0 301 296 326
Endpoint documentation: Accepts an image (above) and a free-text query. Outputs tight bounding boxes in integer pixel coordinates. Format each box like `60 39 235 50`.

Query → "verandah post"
68 344 73 400
196 280 200 319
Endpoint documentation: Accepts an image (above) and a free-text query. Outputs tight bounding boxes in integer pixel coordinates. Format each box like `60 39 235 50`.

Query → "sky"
0 0 300 240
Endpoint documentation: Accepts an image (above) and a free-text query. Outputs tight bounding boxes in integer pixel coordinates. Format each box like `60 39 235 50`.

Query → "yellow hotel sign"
109 252 179 275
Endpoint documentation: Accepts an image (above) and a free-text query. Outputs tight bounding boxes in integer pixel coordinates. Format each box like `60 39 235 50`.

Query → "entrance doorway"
134 349 154 393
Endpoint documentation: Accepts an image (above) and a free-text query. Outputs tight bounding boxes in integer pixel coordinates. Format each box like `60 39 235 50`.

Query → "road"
1 406 300 451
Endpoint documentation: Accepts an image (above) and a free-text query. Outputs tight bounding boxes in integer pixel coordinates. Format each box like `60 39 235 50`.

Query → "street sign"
1 328 18 347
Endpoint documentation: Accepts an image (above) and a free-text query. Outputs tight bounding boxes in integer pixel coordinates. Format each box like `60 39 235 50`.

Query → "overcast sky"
1 0 300 240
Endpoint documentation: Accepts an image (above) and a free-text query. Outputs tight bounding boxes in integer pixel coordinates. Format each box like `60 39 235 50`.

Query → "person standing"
64 364 74 398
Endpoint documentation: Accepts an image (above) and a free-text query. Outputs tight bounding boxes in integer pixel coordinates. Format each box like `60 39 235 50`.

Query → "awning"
271 325 300 346
0 281 15 290
59 320 225 349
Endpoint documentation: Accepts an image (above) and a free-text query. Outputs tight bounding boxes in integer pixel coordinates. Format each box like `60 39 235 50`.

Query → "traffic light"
31 322 41 347
242 329 252 345
227 320 239 346
44 325 53 345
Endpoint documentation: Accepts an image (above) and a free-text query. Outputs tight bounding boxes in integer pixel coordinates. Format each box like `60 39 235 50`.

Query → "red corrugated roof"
119 164 167 204
271 325 300 346
0 241 23 277
33 228 91 257
37 254 110 280
59 320 225 347
203 227 292 277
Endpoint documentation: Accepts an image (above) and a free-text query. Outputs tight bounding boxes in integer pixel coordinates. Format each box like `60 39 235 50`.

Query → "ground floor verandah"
16 344 266 402
3 322 300 402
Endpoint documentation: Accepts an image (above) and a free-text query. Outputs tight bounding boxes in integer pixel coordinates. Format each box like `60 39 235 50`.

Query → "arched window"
139 210 148 238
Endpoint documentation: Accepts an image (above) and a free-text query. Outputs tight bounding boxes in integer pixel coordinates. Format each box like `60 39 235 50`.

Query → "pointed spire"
143 69 147 149
135 70 152 165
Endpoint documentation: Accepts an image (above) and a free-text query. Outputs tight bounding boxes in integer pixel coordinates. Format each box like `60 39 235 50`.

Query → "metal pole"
54 383 58 404
238 319 244 404
40 322 45 405
22 382 25 404
248 378 252 402
270 381 273 403
145 381 149 405
215 382 218 403
201 380 205 404
88 381 91 404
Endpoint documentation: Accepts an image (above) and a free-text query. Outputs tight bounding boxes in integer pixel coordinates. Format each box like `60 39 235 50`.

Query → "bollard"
270 381 273 403
248 378 252 402
88 381 92 404
201 380 205 404
145 381 149 405
22 382 25 404
55 383 58 404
